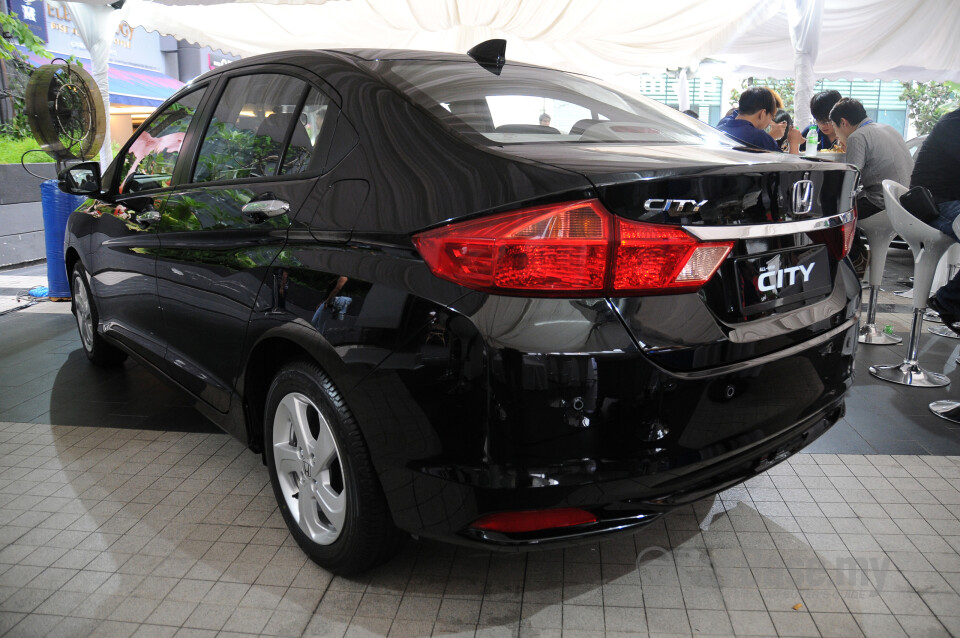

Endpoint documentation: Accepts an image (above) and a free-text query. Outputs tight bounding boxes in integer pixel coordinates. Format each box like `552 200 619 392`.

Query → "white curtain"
121 0 779 76
57 1 128 171
716 0 960 82
786 0 823 129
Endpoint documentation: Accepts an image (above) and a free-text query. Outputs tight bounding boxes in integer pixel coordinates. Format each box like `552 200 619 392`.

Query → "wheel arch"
241 320 361 456
64 247 81 311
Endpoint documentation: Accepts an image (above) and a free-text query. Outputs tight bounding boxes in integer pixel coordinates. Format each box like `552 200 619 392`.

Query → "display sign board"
8 0 48 42
42 4 165 72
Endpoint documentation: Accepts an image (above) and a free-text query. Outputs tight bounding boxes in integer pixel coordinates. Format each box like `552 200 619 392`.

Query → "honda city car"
58 41 860 574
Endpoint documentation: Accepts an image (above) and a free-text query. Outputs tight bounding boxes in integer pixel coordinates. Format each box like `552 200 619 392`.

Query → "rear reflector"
412 199 733 297
470 508 598 533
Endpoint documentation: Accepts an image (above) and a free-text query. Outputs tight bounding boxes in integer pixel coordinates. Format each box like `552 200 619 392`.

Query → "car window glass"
486 96 593 134
119 88 205 194
193 73 313 183
377 61 728 146
281 88 331 176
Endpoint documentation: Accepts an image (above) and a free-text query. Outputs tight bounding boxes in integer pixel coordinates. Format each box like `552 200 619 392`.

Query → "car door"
155 70 335 412
87 86 208 369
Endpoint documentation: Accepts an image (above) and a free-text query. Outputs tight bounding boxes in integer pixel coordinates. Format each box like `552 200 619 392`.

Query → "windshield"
374 60 731 146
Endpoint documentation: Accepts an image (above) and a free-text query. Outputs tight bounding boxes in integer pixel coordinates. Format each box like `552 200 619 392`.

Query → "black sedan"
58 41 860 574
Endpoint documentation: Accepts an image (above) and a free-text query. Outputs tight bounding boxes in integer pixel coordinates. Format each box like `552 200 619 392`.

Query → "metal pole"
906 308 924 366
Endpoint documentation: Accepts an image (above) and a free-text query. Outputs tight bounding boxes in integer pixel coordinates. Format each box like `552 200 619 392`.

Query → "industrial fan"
24 59 105 170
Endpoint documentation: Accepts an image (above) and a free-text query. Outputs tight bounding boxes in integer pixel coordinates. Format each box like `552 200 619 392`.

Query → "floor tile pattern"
3 421 960 637
4 253 960 635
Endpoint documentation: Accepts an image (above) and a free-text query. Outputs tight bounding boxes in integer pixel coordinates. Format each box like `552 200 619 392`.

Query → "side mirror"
58 161 102 196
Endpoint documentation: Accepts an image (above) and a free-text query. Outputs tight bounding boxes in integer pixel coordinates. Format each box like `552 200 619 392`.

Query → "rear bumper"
350 311 857 548
460 396 842 548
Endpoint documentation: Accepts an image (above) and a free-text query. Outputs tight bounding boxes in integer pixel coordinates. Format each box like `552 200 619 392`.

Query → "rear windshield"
373 60 730 146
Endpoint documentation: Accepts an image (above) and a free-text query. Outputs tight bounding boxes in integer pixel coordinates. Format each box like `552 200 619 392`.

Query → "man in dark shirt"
916 108 960 328
800 90 843 152
716 87 781 152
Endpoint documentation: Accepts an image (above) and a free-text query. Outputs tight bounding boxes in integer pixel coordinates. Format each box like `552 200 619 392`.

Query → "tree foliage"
729 78 796 118
1 12 52 139
0 12 50 60
900 81 958 135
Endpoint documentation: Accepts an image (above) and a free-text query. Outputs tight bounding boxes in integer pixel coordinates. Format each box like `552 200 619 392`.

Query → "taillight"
412 199 733 297
614 219 732 293
840 210 857 258
814 209 857 260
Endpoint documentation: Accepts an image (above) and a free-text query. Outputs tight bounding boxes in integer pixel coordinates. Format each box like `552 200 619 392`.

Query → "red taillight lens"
470 508 597 533
814 210 857 260
412 199 732 297
840 212 857 258
614 219 732 293
412 200 610 294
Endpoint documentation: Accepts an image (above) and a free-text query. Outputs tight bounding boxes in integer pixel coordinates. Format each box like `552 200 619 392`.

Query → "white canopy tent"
57 0 960 164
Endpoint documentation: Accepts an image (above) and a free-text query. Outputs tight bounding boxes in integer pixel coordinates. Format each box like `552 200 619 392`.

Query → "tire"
264 360 406 575
71 263 127 367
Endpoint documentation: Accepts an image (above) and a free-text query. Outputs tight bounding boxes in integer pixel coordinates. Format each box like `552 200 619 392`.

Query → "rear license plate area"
736 245 832 313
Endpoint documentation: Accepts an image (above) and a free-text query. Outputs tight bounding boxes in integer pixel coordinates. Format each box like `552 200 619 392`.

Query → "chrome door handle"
242 199 290 221
136 210 160 226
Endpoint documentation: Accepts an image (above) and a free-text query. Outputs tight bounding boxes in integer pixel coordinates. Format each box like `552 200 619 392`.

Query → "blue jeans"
931 200 960 311
930 200 960 242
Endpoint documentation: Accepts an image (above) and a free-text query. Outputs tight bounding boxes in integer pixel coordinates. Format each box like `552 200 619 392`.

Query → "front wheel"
264 360 405 574
71 262 127 367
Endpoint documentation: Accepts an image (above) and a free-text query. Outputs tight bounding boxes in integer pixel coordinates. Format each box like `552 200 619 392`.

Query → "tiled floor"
4 254 960 636
0 263 47 315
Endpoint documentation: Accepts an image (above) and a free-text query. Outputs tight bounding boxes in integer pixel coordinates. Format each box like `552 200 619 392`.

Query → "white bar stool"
869 180 952 387
858 210 901 344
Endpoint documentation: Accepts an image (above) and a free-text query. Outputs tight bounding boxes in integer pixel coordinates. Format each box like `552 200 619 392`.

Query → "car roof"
189 47 547 85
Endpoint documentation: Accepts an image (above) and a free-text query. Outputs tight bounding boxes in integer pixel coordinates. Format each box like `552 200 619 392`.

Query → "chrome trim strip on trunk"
664 317 857 380
683 210 854 241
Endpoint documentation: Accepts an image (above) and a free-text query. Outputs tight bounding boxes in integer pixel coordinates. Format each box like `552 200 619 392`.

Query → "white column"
677 68 691 112
59 1 127 171
786 0 824 127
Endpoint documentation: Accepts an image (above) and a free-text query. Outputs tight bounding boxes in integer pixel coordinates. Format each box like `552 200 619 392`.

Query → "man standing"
829 98 913 277
717 87 802 152
914 108 960 328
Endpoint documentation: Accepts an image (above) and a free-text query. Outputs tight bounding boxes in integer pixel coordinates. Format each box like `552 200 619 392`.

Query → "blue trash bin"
40 180 85 301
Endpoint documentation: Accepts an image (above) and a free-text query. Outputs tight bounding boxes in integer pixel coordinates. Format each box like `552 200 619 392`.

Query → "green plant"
0 13 52 139
736 78 795 116
0 12 49 60
900 81 958 135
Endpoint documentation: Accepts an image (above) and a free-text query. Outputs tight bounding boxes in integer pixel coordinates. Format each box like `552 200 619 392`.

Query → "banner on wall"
8 0 48 42
42 3 165 72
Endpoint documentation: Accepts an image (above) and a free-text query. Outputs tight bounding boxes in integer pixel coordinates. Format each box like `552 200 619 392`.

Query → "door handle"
242 199 290 223
136 210 160 226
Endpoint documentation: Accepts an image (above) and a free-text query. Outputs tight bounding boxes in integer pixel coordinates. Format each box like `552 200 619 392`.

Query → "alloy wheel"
272 391 346 545
73 272 94 351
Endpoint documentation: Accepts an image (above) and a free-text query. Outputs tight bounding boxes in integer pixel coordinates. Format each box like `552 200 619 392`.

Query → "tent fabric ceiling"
718 0 960 82
113 0 960 82
118 0 782 74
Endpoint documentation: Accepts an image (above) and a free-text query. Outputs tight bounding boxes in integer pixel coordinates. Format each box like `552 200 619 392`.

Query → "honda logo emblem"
792 180 814 215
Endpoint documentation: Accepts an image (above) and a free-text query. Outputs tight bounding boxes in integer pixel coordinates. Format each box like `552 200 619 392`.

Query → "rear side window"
193 74 329 183
119 87 205 193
